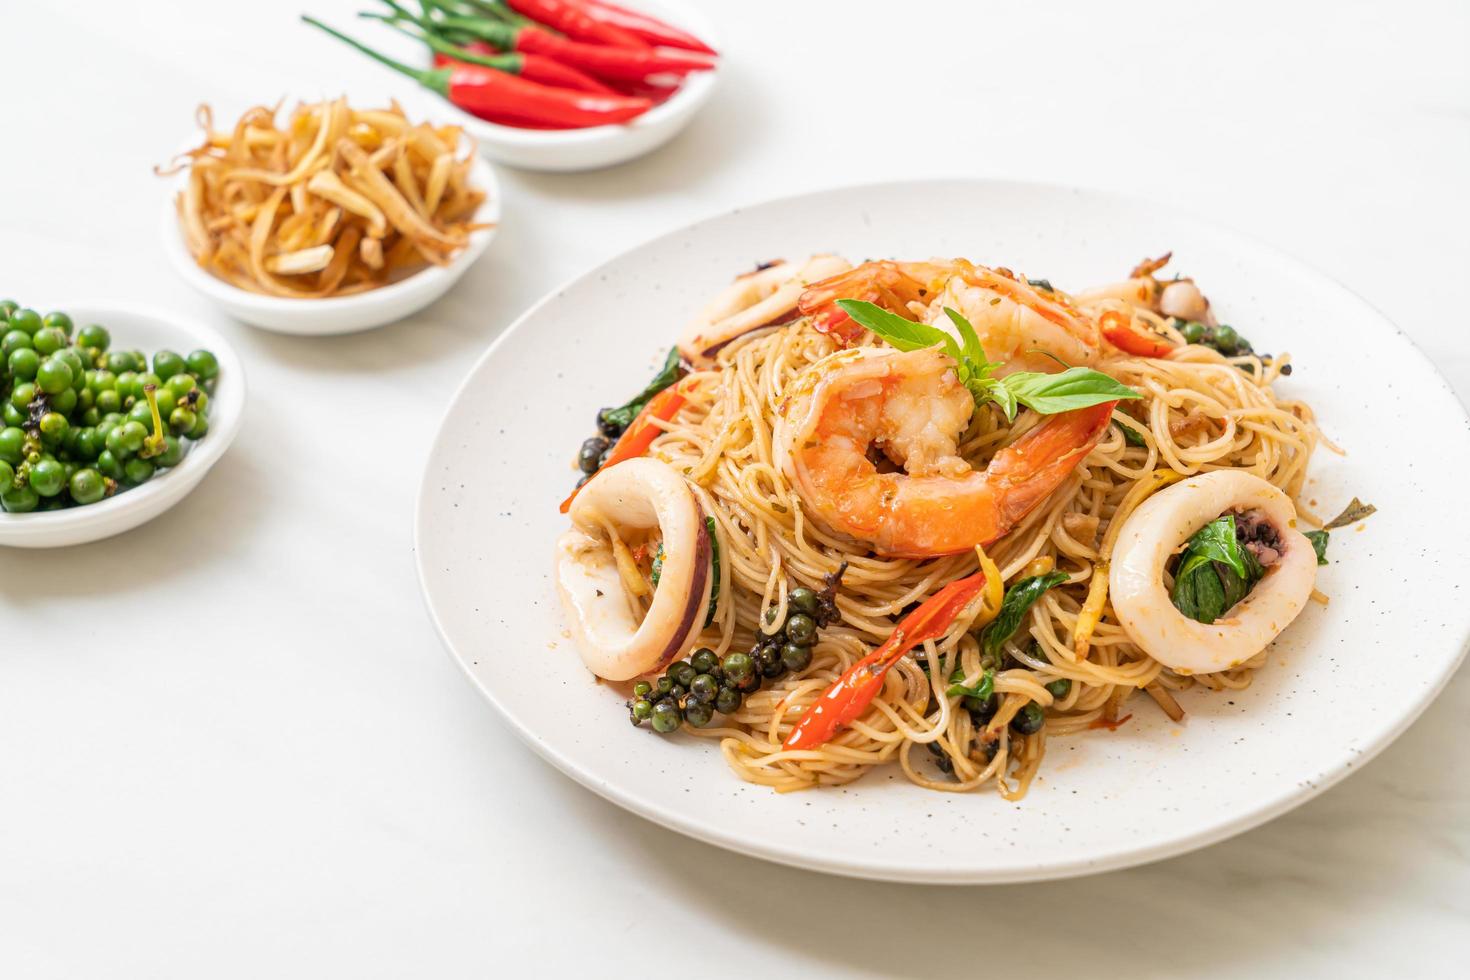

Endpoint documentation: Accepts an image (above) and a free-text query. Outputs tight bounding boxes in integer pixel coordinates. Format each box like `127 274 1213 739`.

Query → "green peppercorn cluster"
628 569 845 734
1174 319 1252 357
0 300 218 513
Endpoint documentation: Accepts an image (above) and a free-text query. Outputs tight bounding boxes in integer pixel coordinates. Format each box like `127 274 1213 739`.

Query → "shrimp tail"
985 401 1116 540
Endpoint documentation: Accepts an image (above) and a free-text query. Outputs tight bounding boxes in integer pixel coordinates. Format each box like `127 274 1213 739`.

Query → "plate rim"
413 177 1470 883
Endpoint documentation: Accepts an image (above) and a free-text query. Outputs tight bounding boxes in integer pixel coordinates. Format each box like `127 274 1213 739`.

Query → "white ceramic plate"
0 304 244 548
414 180 1470 884
443 0 721 173
161 152 500 335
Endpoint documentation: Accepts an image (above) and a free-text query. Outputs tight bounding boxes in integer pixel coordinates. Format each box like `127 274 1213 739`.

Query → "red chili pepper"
559 385 687 513
378 14 616 94
506 0 651 49
1099 309 1176 358
303 17 651 128
782 571 990 752
414 10 715 80
575 0 717 55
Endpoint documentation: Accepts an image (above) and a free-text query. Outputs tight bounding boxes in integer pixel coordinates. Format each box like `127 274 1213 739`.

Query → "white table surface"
3 1 1467 976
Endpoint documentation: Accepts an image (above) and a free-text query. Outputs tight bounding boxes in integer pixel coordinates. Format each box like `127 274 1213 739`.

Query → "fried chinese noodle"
158 98 490 298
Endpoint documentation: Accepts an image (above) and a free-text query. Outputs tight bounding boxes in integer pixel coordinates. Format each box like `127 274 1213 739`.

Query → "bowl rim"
0 302 246 536
434 0 721 148
159 142 501 315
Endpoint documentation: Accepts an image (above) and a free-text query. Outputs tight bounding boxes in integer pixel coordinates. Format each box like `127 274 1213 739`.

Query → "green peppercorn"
788 587 819 616
668 661 697 688
1010 702 1045 735
1045 678 1072 699
720 652 755 687
633 680 652 698
714 686 742 715
683 700 715 728
650 700 682 733
688 673 720 703
781 642 812 672
785 613 816 645
690 648 720 675
630 699 654 725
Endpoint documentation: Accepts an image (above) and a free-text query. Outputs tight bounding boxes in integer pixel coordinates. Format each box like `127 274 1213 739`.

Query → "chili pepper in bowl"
373 13 616 93
505 0 650 49
303 16 653 127
573 0 717 55
405 7 715 81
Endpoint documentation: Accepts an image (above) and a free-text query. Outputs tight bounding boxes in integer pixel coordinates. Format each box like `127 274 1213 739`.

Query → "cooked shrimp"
774 346 1115 558
919 262 1099 374
798 259 1100 373
1109 471 1317 675
555 458 713 680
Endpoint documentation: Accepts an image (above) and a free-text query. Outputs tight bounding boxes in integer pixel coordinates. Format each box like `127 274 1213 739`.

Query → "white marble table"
3 0 1466 975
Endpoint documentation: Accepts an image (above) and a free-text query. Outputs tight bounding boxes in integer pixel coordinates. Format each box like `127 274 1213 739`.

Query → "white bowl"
0 304 245 548
444 0 721 172
161 153 500 335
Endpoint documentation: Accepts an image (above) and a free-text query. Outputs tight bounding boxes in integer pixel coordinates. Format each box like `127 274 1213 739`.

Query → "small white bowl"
445 0 721 172
0 304 245 549
161 153 500 335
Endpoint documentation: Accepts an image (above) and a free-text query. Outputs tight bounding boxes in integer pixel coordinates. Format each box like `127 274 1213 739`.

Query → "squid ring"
555 458 712 681
1110 471 1318 674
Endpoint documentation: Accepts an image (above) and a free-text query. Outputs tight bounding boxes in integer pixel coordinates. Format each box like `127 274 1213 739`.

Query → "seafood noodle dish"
552 253 1368 797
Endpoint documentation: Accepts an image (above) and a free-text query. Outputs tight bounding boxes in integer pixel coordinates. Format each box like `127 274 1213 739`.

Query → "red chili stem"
575 0 716 55
505 0 650 48
302 17 651 127
406 7 710 79
372 10 615 93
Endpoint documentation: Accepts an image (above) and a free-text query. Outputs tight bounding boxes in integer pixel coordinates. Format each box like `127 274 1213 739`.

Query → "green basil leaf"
600 347 683 430
704 516 721 626
942 306 990 370
974 377 1018 422
1171 552 1228 623
835 299 961 363
1304 529 1329 565
1116 421 1147 447
980 571 1069 661
946 668 995 700
1182 515 1249 580
1000 367 1141 415
1169 516 1264 624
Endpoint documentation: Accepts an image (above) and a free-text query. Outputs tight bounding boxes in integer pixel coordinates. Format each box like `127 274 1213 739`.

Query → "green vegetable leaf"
1170 553 1228 624
836 299 960 362
704 516 721 626
946 667 995 700
1304 529 1329 565
977 377 1018 422
650 543 665 590
999 367 1142 415
1323 497 1376 530
1181 514 1250 580
980 571 1069 661
942 306 991 371
599 347 684 431
1116 421 1147 447
1169 516 1264 624
835 298 1138 422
